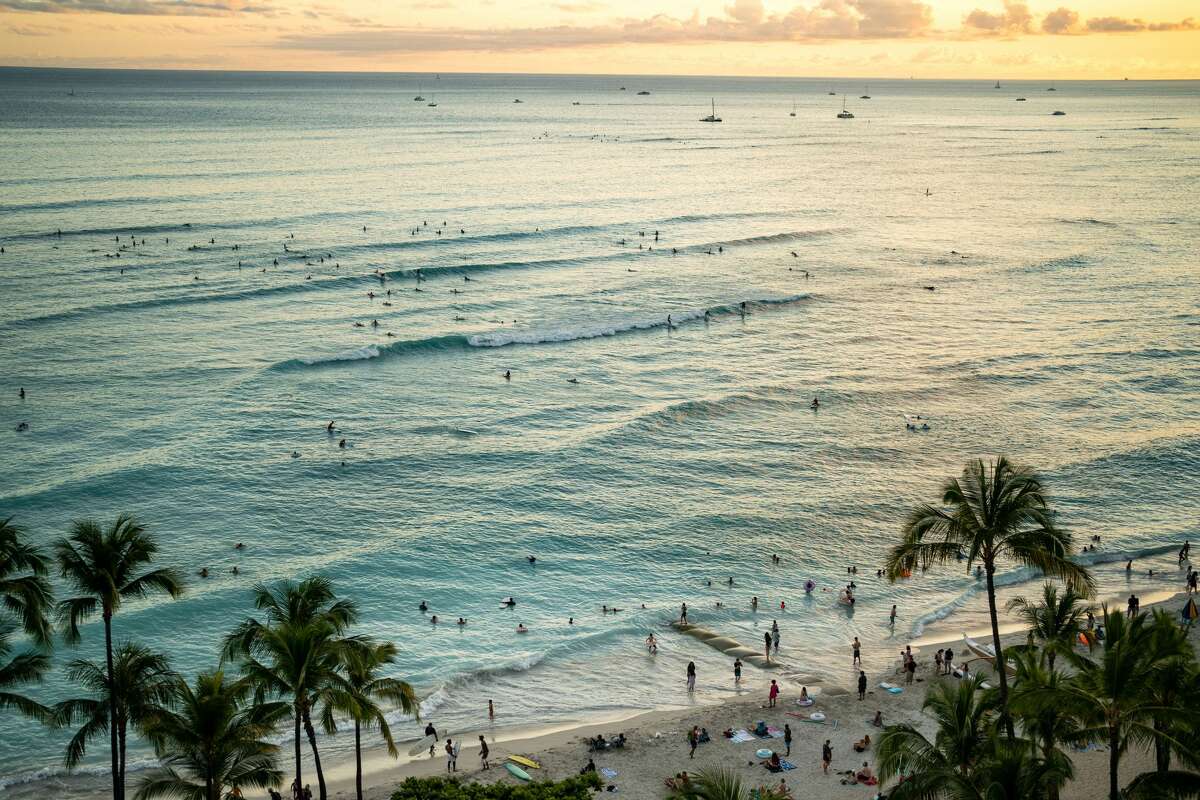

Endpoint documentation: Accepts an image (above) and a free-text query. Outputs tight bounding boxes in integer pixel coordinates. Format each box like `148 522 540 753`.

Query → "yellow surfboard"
507 755 541 770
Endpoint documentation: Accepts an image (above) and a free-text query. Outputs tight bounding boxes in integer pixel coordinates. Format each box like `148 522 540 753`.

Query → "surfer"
326 421 335 433
527 555 537 564
740 301 747 317
502 597 516 607
810 397 820 409
567 378 579 384
338 439 346 449
503 371 511 380
680 602 689 624
18 388 24 399
457 617 466 625
419 601 428 611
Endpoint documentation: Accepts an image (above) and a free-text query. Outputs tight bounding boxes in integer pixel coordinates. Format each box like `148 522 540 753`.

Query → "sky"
0 0 1197 78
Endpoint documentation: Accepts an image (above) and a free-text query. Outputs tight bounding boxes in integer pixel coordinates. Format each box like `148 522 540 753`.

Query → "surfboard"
504 762 531 781
407 734 435 756
508 755 541 769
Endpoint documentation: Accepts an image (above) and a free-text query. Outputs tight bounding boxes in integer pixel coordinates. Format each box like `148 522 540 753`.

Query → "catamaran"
837 96 854 119
700 98 722 123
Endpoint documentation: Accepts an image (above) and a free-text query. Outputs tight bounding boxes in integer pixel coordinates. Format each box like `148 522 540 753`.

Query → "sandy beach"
319 591 1198 800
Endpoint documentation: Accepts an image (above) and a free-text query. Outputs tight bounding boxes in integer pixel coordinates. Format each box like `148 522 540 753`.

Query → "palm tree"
876 674 996 796
223 578 357 800
55 514 185 800
319 640 418 800
884 456 1094 738
1142 610 1199 775
1033 607 1197 800
136 669 288 800
665 767 750 800
1007 650 1077 800
52 643 176 788
0 518 53 721
1007 583 1090 670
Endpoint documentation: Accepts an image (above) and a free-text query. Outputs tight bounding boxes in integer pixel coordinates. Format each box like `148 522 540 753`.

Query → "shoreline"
328 590 1195 800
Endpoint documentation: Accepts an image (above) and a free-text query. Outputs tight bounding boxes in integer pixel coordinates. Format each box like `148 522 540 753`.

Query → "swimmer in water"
338 439 346 448
457 617 467 625
327 421 335 432
527 556 537 564
567 378 579 384
811 397 820 409
503 371 511 380
199 568 209 578
419 601 429 611
502 597 516 606
516 623 528 633
18 388 25 400
430 615 439 624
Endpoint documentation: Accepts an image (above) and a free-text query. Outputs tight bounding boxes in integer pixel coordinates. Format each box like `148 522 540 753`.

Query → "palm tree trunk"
984 564 1015 739
118 719 127 795
104 612 122 800
293 707 303 795
302 710 328 800
354 722 363 800
1109 725 1120 800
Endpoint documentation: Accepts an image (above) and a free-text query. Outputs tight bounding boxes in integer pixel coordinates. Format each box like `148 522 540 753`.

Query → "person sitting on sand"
581 758 596 774
872 711 883 727
856 763 876 785
766 752 782 772
853 734 871 752
698 728 710 743
798 686 811 704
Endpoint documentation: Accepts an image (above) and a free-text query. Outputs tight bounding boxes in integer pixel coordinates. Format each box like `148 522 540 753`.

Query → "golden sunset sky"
1 0 1197 77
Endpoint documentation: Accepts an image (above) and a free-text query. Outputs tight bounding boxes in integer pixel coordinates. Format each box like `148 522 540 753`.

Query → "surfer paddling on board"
502 597 516 607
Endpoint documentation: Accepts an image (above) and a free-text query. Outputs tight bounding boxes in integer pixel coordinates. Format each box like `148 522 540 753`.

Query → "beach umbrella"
1182 597 1198 626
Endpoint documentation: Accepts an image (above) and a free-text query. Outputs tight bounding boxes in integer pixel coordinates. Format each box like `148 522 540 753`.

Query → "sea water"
1 68 1198 797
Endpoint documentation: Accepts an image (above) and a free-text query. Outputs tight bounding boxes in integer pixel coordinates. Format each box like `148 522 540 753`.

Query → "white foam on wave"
298 345 381 365
468 309 708 348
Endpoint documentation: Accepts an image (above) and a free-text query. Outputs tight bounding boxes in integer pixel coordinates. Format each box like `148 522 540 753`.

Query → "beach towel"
766 727 785 738
779 760 797 771
731 730 756 743
600 768 618 779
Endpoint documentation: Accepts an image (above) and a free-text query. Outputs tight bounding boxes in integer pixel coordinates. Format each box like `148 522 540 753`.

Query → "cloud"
553 0 606 11
1040 6 1079 33
271 0 935 54
0 0 272 14
6 21 66 33
963 0 1032 34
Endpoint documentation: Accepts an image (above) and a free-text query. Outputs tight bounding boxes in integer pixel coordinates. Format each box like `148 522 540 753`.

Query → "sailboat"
414 84 425 101
427 94 438 107
837 96 854 119
860 85 871 99
994 80 1001 89
790 101 796 117
1047 82 1057 91
700 98 722 123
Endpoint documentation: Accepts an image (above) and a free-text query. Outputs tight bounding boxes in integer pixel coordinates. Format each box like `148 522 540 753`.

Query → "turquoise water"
1 68 1198 795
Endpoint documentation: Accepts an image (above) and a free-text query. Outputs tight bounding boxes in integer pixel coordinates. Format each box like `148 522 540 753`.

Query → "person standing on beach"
784 723 792 756
768 679 780 708
764 631 773 663
425 721 439 757
857 670 867 700
935 649 943 674
478 735 490 769
943 647 954 675
680 603 689 624
905 655 916 685
445 739 457 773
688 726 699 758
686 661 696 692
822 740 833 775
734 658 743 684
852 637 861 665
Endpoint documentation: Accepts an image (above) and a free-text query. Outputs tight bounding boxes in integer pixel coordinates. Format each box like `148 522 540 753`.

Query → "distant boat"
827 90 837 96
572 101 581 106
67 89 75 97
700 98 722 123
1051 110 1066 116
1016 97 1027 101
790 101 796 117
994 80 1001 89
860 85 871 99
637 90 651 96
428 95 437 107
837 96 854 119
619 87 627 91
513 99 523 103
414 84 425 102
1047 82 1057 91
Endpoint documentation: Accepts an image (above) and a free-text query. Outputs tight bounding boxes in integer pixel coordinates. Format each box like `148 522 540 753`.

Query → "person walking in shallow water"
686 661 696 692
680 602 688 624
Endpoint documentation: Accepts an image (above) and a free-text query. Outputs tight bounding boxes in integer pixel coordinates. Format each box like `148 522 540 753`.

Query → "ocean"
1 67 1198 797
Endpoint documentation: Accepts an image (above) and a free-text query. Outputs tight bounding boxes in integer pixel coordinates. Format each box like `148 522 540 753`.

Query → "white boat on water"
837 96 854 119
700 98 722 123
